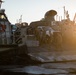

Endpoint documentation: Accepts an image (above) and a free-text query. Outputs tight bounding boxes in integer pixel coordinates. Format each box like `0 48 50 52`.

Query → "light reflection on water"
0 62 76 75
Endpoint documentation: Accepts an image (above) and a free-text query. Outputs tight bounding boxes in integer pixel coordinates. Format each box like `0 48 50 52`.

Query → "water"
0 62 76 75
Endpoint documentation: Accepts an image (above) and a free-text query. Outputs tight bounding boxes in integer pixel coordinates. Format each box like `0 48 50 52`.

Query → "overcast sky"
1 0 76 24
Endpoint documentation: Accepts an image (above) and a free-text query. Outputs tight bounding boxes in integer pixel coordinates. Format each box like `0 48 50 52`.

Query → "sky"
1 0 76 24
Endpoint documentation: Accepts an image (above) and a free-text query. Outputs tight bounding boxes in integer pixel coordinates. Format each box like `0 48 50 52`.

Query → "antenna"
0 0 4 9
19 15 22 24
73 13 76 23
63 6 65 19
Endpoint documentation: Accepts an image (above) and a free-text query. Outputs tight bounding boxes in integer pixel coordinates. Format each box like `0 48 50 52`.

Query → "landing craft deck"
0 45 18 51
28 46 76 62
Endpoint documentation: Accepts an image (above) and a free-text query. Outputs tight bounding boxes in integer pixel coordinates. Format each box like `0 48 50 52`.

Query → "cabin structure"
0 9 12 44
